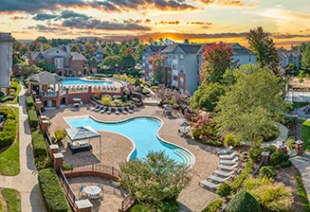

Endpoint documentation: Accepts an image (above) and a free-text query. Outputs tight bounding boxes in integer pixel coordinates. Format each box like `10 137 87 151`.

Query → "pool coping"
63 115 196 169
63 77 123 87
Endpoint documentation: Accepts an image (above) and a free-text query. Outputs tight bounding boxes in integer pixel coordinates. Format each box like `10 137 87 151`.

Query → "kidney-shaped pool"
65 116 194 167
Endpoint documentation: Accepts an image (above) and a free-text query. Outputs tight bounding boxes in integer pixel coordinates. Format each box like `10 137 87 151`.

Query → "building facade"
278 48 302 69
0 33 13 94
28 45 90 77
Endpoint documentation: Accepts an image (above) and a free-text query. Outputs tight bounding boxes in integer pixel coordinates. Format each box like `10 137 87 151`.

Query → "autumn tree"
247 27 280 76
200 42 233 83
147 51 168 84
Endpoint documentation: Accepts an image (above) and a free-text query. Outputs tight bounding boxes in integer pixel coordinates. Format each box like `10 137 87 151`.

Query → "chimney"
40 43 43 53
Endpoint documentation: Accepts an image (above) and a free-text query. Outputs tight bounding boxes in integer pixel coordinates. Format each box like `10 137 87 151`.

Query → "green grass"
1 188 21 212
0 107 20 176
301 120 310 151
0 199 3 212
0 81 21 105
295 173 310 212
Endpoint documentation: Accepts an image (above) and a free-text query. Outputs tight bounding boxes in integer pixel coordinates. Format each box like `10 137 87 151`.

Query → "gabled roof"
28 71 62 85
229 43 255 55
148 45 167 52
161 44 202 54
71 52 87 61
65 126 100 141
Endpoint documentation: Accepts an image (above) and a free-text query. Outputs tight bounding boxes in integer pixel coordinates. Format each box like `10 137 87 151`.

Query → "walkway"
0 84 46 212
260 123 288 148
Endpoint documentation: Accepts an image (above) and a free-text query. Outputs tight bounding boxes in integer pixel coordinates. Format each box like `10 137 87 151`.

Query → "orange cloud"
198 0 255 7
9 16 26 21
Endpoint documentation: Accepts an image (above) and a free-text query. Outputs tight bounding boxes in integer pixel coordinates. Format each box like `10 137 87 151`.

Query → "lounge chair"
219 151 238 160
213 170 235 177
95 106 103 112
121 107 127 114
199 180 220 189
115 107 119 115
68 142 92 154
208 175 231 183
220 157 239 165
107 107 112 114
216 146 233 155
100 106 107 113
218 163 239 171
126 106 133 113
92 105 100 111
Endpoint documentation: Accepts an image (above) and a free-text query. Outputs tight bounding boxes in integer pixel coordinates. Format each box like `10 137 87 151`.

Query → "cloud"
187 21 213 25
198 0 255 7
62 18 151 31
28 24 62 32
272 33 310 39
33 14 58 21
156 21 180 25
59 10 90 20
9 16 26 21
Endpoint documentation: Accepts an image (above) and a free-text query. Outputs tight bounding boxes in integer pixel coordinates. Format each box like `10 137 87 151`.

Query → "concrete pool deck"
44 105 220 212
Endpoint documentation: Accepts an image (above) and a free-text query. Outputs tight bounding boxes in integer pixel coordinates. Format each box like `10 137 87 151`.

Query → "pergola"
65 126 102 159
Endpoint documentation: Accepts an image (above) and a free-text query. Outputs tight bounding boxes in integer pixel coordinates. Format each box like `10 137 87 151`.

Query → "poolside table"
83 186 101 199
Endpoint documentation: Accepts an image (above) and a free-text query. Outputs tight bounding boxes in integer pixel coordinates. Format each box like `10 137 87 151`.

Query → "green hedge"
295 173 310 212
31 130 51 170
201 200 223 212
28 108 39 129
0 108 17 148
230 161 253 193
38 168 70 212
26 96 34 108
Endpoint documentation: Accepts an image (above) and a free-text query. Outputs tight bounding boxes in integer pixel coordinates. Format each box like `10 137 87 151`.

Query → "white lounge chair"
100 106 107 113
218 163 238 171
107 107 112 114
95 106 103 112
199 180 220 189
126 106 133 113
216 146 233 155
219 151 238 160
213 170 235 177
208 175 231 183
92 105 100 111
115 107 119 115
220 157 239 165
121 107 127 114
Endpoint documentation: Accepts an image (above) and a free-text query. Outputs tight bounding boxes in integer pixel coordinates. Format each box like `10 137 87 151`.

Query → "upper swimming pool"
65 116 194 166
63 78 113 86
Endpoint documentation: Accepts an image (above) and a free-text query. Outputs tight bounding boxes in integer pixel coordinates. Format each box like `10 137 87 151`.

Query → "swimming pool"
65 116 194 166
63 78 113 86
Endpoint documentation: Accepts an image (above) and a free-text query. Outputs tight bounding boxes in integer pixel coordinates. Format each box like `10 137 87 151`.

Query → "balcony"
43 92 57 97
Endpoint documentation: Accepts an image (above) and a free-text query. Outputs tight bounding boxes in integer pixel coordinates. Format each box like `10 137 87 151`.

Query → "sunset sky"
2 0 310 48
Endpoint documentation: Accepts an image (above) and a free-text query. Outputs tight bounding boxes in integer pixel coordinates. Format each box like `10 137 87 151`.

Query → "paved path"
0 84 46 212
260 123 288 148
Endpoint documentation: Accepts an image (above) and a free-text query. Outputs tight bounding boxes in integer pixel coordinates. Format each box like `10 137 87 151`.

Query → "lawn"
0 80 21 105
0 199 3 212
1 188 21 212
0 107 20 176
301 120 310 152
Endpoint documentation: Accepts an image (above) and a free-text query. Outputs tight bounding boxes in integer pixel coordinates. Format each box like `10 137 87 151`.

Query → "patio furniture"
97 184 103 189
220 157 239 165
126 106 133 113
179 128 190 137
107 107 112 114
219 151 238 160
115 107 119 115
216 146 233 155
121 107 127 114
100 106 107 113
208 175 231 183
83 185 101 199
95 106 103 112
199 180 220 189
68 141 92 154
213 170 235 177
218 163 239 171
91 105 100 111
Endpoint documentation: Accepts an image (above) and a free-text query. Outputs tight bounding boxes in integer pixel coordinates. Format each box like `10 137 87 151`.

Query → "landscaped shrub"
226 191 262 212
286 137 296 149
280 160 292 168
201 200 223 212
0 108 17 148
26 96 34 108
201 138 223 147
131 203 151 212
114 99 122 106
28 109 38 129
259 166 276 179
142 88 150 95
101 95 112 106
216 182 231 197
54 130 66 143
192 128 201 140
230 161 253 193
270 150 288 166
158 199 179 212
224 134 242 147
32 130 50 170
249 146 277 163
38 168 70 212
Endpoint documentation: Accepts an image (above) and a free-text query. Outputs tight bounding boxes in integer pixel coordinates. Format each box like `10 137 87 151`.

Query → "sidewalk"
0 84 45 212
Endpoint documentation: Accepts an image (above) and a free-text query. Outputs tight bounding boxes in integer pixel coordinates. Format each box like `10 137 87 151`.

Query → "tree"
20 64 41 77
147 52 168 84
215 65 283 147
301 45 310 73
118 152 190 206
226 191 262 212
99 55 122 71
200 42 233 83
120 48 136 70
70 45 80 53
247 27 280 76
35 36 48 43
37 60 56 73
190 82 225 112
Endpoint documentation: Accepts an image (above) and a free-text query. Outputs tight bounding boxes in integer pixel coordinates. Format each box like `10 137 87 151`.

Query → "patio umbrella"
180 122 189 127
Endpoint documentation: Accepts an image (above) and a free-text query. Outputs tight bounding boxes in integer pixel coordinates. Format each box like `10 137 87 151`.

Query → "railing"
58 168 79 211
64 164 120 179
43 92 57 97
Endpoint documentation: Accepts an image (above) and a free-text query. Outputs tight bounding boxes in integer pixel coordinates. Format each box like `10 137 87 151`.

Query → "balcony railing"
43 92 57 97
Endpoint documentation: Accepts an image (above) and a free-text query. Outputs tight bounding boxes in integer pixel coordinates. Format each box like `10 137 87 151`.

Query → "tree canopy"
301 45 310 73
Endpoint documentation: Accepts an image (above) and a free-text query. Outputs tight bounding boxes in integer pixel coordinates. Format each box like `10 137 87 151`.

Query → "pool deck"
44 105 220 212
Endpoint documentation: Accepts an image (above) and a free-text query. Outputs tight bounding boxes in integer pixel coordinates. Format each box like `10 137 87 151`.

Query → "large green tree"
215 65 283 147
190 82 225 112
118 152 190 206
301 45 310 73
247 27 280 76
99 55 122 71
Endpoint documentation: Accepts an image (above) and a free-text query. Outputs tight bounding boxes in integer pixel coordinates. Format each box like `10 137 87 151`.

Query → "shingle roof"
149 45 167 52
229 43 254 55
161 44 202 54
27 71 61 85
65 126 100 141
71 52 87 61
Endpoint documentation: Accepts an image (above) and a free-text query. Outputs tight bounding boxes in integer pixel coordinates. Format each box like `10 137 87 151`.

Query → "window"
55 58 64 69
172 64 176 70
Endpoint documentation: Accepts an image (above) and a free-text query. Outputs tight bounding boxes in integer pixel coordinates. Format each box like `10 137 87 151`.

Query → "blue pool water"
63 78 113 86
66 116 192 165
